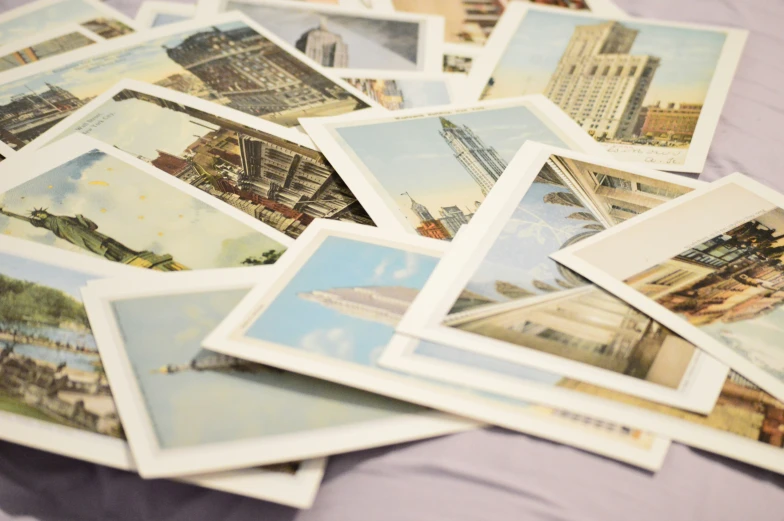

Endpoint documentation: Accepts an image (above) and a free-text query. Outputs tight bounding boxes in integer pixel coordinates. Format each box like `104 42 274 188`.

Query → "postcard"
26 79 375 240
202 220 671 470
0 134 291 273
0 234 325 508
380 335 784 476
82 265 475 478
300 95 609 240
395 142 727 412
197 0 445 73
341 71 465 110
0 0 137 47
135 1 196 28
553 173 784 407
0 12 376 154
382 0 625 48
0 26 98 73
463 4 748 173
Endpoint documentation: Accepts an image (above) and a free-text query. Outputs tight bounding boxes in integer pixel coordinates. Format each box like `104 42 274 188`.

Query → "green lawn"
0 390 74 428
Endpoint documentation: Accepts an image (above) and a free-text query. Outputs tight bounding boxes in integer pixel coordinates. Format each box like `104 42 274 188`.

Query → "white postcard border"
135 1 197 28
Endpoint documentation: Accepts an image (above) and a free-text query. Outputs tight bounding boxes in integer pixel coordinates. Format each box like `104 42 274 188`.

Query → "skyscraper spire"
439 120 508 196
401 191 434 223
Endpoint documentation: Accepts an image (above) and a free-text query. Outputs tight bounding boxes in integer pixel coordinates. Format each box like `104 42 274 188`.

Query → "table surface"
1 0 784 519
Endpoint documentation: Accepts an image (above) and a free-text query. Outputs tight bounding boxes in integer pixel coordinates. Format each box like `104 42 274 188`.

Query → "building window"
602 66 610 76
651 269 693 287
589 65 598 76
629 66 638 76
569 65 576 74
595 173 632 190
636 182 682 199
615 66 623 76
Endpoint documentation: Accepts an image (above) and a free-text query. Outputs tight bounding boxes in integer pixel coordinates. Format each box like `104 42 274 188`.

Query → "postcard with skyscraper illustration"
300 95 609 240
0 235 328 508
0 12 377 156
0 134 290 273
201 219 672 470
395 142 728 412
27 79 375 240
198 0 444 73
341 71 465 110
552 173 784 408
380 335 784 476
0 0 138 48
463 4 748 173
82 266 475 478
380 0 624 51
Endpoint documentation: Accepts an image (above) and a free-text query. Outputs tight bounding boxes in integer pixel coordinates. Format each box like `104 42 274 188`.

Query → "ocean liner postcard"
300 95 608 239
0 12 376 155
28 80 374 240
135 1 196 28
0 235 326 508
0 0 137 47
380 335 784 475
464 4 747 172
395 142 727 412
82 267 475 478
202 220 671 470
199 0 444 73
553 174 784 406
0 135 290 272
342 71 464 110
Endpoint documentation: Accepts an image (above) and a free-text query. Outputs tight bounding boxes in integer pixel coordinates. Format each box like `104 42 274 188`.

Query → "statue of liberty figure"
0 207 188 271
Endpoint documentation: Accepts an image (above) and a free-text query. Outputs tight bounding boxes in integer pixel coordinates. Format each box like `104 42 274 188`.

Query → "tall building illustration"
295 19 349 68
439 117 507 195
543 21 660 140
403 191 435 223
298 286 419 326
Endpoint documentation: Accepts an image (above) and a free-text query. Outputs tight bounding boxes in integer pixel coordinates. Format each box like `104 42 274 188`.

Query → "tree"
242 249 284 266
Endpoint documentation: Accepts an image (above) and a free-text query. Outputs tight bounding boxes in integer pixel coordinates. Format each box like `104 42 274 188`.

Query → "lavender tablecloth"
1 0 784 519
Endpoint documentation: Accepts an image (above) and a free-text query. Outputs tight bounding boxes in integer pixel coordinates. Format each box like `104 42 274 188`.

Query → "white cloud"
372 258 389 280
300 328 354 360
392 251 419 280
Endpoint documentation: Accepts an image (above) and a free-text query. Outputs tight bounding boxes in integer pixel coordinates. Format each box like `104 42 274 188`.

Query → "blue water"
13 344 99 373
0 322 96 350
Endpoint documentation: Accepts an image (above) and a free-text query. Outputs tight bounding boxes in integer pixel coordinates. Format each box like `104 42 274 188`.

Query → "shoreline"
0 330 96 355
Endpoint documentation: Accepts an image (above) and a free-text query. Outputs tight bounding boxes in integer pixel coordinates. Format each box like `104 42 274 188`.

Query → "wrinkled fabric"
1 0 784 519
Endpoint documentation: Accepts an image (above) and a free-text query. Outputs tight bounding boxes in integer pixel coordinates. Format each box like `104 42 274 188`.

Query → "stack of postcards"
0 0 773 510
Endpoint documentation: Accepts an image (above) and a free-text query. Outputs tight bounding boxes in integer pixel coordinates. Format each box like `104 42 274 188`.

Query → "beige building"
625 259 718 300
543 21 660 140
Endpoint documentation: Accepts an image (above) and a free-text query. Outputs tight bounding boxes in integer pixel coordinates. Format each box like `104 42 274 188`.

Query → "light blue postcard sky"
0 250 92 301
335 106 567 226
113 288 422 449
462 180 594 303
396 79 450 109
485 10 727 105
244 236 438 366
228 2 419 70
0 150 285 269
0 0 104 46
0 21 245 105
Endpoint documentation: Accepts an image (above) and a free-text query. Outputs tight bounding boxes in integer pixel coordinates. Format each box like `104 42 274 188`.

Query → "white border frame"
0 234 326 508
0 11 380 156
395 142 728 412
83 265 476 478
0 0 140 47
198 0 445 73
300 94 611 237
553 173 784 405
378 334 784 476
0 133 294 268
462 3 748 174
135 1 196 28
201 219 672 471
338 70 467 108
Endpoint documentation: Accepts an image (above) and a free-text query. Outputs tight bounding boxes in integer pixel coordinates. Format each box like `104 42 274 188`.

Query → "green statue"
0 207 188 271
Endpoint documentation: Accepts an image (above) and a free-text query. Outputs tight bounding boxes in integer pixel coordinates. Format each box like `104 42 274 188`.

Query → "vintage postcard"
0 12 376 154
464 4 747 173
553 173 784 406
202 220 671 470
27 79 374 240
380 335 784 476
383 0 624 48
198 0 445 73
300 95 609 240
395 142 728 412
0 26 98 73
0 234 326 508
135 1 196 28
83 265 475 478
341 71 465 110
0 0 137 47
0 135 291 272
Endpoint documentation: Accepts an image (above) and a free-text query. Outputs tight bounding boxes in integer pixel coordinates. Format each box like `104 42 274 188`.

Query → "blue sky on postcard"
244 236 438 366
114 288 421 449
485 10 727 105
396 79 450 108
334 105 567 226
0 249 91 301
0 150 285 269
